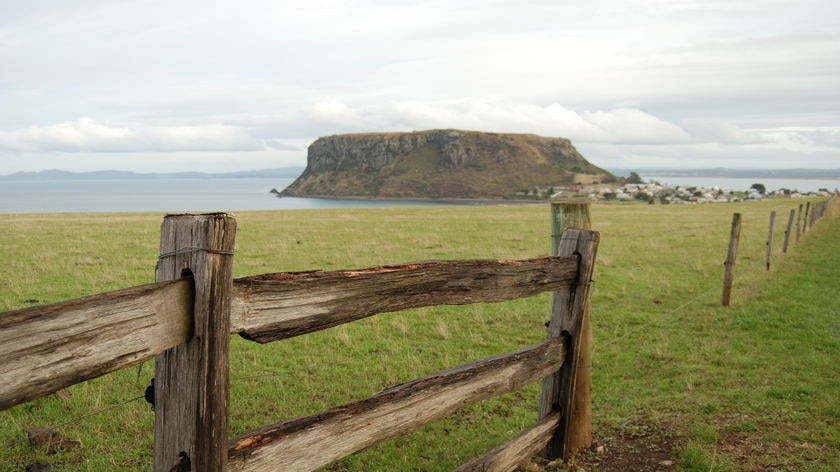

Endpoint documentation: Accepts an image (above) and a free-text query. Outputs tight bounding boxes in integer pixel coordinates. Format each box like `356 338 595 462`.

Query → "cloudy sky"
1 0 838 175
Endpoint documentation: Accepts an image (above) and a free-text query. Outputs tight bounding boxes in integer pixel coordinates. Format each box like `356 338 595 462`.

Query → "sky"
1 0 838 175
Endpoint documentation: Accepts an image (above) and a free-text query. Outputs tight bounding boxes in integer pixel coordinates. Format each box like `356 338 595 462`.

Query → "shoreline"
274 193 550 206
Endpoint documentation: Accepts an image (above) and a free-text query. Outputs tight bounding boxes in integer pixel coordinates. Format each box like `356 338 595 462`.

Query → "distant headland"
280 129 616 199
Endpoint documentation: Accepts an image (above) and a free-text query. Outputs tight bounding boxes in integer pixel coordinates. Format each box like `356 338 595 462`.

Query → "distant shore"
274 193 549 206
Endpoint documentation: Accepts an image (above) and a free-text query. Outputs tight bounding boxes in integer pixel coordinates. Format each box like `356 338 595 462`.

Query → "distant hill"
0 167 305 181
608 167 840 179
280 129 616 199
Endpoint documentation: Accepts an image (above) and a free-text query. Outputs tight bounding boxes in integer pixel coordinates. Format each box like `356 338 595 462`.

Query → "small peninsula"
280 129 616 200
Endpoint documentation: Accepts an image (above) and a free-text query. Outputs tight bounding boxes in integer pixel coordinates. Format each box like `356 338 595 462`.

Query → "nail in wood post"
154 213 236 472
540 201 597 460
721 213 741 307
782 209 795 253
765 211 776 272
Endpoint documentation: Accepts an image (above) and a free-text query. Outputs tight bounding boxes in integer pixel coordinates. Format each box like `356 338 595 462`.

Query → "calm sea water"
2 176 837 214
0 178 451 214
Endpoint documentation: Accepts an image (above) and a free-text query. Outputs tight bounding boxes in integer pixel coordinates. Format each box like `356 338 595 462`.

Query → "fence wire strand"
3 197 835 467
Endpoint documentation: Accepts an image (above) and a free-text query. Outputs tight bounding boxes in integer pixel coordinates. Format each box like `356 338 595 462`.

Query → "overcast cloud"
1 0 838 174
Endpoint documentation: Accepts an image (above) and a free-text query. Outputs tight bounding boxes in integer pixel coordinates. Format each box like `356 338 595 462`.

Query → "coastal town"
529 174 838 203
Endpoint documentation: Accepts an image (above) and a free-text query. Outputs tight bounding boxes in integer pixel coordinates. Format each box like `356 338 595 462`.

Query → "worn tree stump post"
540 202 597 460
154 213 236 472
721 213 741 307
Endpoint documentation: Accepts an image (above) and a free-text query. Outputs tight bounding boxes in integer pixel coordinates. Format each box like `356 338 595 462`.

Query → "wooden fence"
721 195 837 306
0 209 599 471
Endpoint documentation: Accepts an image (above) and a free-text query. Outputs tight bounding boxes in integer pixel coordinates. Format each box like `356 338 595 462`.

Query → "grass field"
1 198 838 471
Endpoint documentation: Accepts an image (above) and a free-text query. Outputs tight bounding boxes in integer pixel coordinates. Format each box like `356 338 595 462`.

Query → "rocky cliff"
280 129 615 199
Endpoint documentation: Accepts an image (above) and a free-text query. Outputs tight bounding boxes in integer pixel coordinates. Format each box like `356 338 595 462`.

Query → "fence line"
594 286 719 353
0 256 581 412
722 196 837 306
3 196 835 470
0 210 600 471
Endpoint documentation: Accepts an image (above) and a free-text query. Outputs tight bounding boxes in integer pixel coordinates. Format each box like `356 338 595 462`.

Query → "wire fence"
3 195 837 470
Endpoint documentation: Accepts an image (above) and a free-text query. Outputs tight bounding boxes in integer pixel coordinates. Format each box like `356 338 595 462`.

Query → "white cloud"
749 127 840 151
12 118 133 151
0 118 261 153
310 101 365 127
1 0 838 172
382 100 692 145
580 109 691 144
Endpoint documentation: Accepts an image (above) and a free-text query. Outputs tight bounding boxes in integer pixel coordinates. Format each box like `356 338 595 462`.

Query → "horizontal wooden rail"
0 256 575 411
0 279 193 411
231 256 579 343
227 336 566 472
455 410 562 472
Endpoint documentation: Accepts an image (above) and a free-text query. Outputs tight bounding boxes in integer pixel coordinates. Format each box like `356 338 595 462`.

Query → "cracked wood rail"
0 256 577 411
231 256 579 342
227 336 566 472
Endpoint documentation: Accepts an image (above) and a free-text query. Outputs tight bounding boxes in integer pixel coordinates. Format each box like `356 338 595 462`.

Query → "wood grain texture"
455 410 562 472
154 213 236 472
721 213 741 307
0 255 573 412
0 278 192 411
538 228 599 460
231 256 578 343
227 337 566 472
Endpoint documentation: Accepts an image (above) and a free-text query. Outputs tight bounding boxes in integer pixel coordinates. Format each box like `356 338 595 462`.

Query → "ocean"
0 178 451 214
1 176 837 214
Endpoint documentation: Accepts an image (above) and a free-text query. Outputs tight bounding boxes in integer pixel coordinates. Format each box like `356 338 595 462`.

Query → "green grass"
1 199 838 471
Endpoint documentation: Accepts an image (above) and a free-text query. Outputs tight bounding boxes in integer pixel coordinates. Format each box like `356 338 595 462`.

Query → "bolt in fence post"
782 209 795 254
540 202 596 460
765 211 776 272
154 213 236 472
721 213 741 307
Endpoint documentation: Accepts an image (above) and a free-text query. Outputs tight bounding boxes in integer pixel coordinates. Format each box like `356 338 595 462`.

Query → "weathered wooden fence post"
765 211 776 272
818 199 829 220
154 213 236 472
721 213 741 307
540 202 597 460
782 209 795 254
812 201 823 223
803 202 811 232
795 204 804 243
550 202 592 254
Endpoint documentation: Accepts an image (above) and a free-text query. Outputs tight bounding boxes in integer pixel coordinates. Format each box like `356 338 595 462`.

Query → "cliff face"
281 129 615 199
